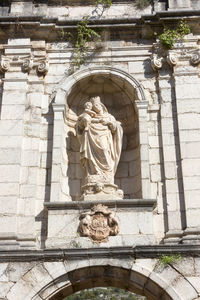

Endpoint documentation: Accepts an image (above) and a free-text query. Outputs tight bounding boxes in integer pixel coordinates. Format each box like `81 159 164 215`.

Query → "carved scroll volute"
79 204 119 243
190 51 200 65
22 58 33 72
151 54 163 71
37 60 49 74
167 52 178 67
0 56 10 72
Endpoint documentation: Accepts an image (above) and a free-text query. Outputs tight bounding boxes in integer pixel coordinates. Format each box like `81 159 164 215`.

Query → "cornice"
0 245 199 262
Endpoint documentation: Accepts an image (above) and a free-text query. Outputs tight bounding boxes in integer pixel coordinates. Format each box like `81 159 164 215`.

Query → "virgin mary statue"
76 96 123 200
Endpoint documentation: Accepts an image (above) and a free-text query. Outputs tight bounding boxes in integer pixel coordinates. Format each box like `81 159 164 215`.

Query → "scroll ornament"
167 52 178 67
151 54 163 71
0 56 10 72
79 204 119 243
22 57 49 74
190 51 200 65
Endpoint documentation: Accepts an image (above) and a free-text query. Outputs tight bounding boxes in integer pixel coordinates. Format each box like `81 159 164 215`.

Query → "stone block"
0 120 23 136
121 178 135 194
178 114 200 130
165 162 177 179
129 160 141 177
1 105 25 120
2 92 26 105
185 190 200 208
0 197 17 214
186 208 200 227
17 216 35 236
3 81 27 91
0 165 20 183
165 179 179 193
184 176 200 191
17 198 35 216
0 183 19 196
115 162 128 178
129 60 152 74
181 142 200 159
149 148 160 164
0 216 16 233
68 179 81 197
163 145 176 162
0 149 21 164
150 164 161 182
120 149 139 162
20 185 36 198
21 150 39 167
182 159 200 176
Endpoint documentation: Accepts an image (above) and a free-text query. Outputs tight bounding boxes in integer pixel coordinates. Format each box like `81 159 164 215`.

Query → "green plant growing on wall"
95 0 112 8
73 17 101 67
136 0 153 9
159 254 182 266
158 20 190 49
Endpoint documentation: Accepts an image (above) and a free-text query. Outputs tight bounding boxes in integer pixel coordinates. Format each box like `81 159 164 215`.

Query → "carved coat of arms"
79 204 119 243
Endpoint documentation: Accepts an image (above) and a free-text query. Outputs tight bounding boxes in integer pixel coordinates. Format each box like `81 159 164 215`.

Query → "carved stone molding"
0 56 10 72
151 54 163 71
79 204 119 243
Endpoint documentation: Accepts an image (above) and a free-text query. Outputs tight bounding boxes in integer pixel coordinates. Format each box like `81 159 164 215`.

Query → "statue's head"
91 96 107 114
84 101 92 110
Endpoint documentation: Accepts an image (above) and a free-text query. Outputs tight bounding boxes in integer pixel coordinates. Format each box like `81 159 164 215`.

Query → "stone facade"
0 0 200 299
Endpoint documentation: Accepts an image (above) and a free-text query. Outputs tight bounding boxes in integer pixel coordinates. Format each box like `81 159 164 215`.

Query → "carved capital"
21 57 49 74
151 54 163 71
167 52 178 67
0 56 10 72
190 51 200 65
79 204 119 243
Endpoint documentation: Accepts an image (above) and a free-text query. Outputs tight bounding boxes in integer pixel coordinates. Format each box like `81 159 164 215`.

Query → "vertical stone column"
135 101 151 199
50 91 71 202
173 60 200 243
0 39 30 248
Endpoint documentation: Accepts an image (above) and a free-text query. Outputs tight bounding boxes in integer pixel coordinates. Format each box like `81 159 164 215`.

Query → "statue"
76 96 123 200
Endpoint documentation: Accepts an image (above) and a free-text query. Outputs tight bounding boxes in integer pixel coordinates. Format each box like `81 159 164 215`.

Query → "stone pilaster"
50 95 71 202
173 56 200 244
135 101 151 199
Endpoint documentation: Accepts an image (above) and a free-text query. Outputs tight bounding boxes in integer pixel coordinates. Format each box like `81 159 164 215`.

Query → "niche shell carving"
79 204 119 243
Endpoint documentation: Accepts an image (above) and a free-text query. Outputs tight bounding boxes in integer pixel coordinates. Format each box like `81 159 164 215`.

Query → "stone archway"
5 258 199 300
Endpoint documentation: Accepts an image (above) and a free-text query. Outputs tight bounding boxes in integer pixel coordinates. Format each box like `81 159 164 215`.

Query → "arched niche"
50 66 150 202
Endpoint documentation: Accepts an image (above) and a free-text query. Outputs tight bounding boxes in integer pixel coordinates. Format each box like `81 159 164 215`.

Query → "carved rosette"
79 204 119 243
151 54 163 71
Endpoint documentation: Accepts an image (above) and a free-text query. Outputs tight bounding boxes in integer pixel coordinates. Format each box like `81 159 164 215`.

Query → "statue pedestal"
80 183 123 201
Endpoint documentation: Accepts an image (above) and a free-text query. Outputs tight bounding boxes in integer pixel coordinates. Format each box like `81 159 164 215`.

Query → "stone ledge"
44 199 156 211
0 245 200 262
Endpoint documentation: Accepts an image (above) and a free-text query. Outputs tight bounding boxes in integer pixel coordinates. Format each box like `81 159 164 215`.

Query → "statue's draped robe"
77 113 123 184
